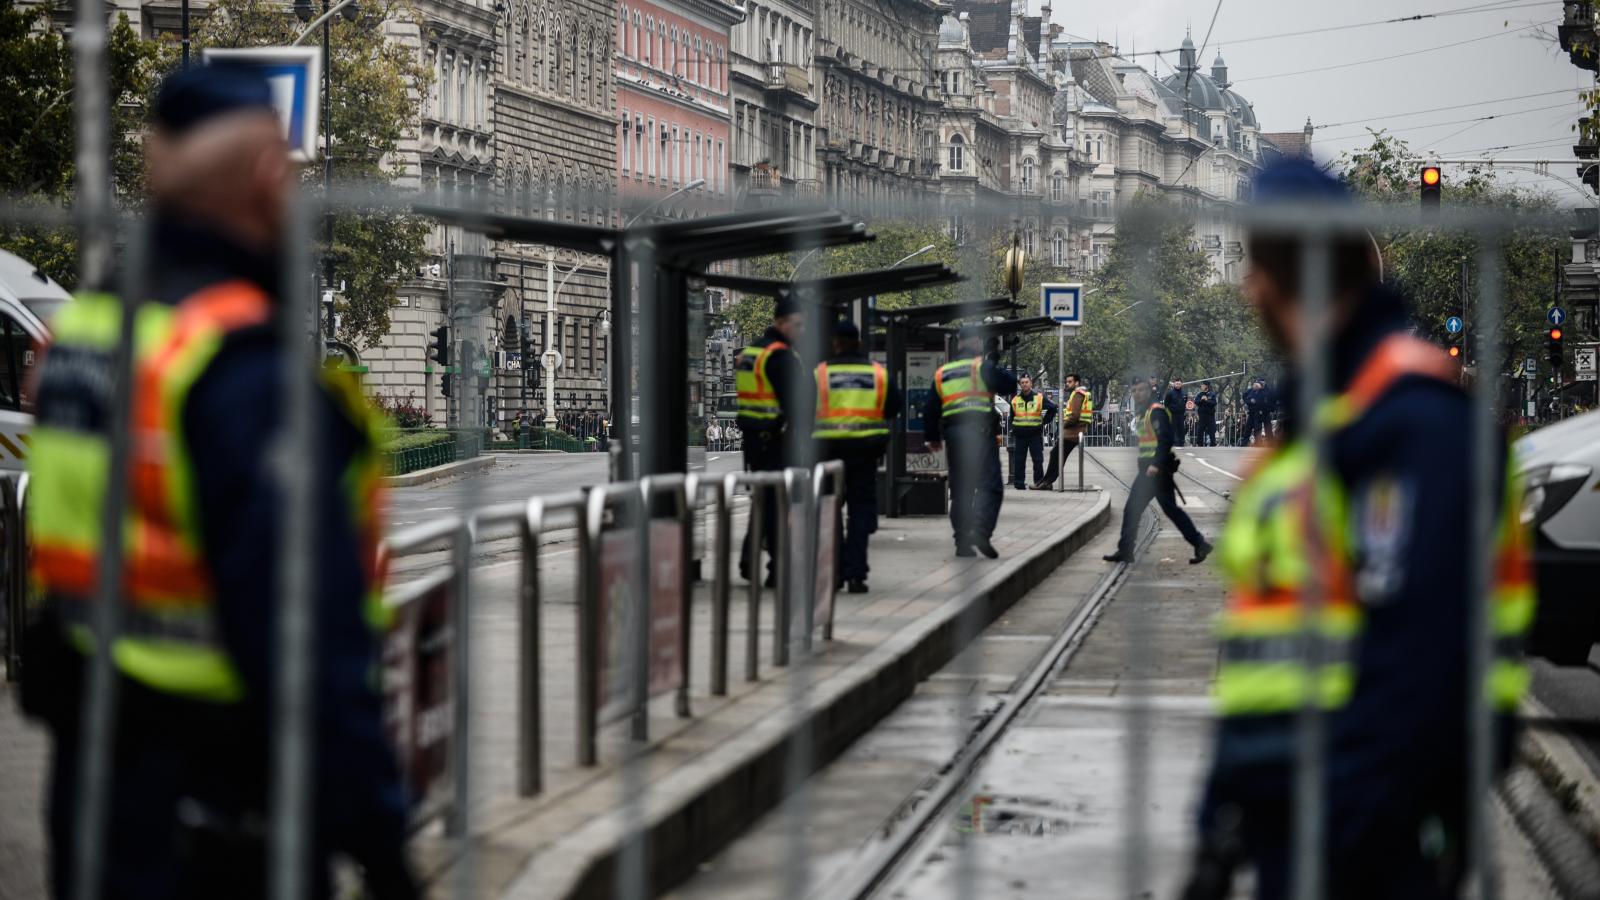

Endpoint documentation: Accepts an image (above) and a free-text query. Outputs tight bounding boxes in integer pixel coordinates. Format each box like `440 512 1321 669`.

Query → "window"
947 134 964 172
1051 172 1065 202
633 115 644 176
645 17 653 60
1023 229 1034 256
619 6 628 55
1051 230 1066 267
1021 157 1035 193
716 140 724 192
0 314 30 412
621 109 631 172
647 117 657 177
1095 137 1103 161
633 13 642 61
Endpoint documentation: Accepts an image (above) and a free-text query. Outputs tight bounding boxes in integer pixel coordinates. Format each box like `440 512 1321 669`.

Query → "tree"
0 0 166 288
1339 131 1565 374
193 0 432 349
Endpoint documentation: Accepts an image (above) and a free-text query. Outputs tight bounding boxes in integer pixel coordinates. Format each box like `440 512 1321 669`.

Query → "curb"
1507 696 1600 898
381 454 494 488
506 492 1111 899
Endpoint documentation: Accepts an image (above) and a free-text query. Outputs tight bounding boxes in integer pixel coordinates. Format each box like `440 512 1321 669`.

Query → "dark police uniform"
1111 399 1207 560
1243 381 1266 445
21 69 415 900
1189 296 1533 900
1164 383 1188 447
813 346 901 589
1194 387 1218 447
735 322 810 583
1007 388 1056 488
923 352 1016 555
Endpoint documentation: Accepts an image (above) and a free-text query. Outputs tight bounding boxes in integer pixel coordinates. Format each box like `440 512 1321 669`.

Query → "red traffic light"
1551 327 1564 341
1421 166 1442 187
1448 345 1461 358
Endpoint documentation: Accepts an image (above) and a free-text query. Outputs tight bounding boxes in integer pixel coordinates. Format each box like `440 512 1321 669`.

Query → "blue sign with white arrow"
1445 316 1463 334
201 47 323 163
1549 306 1567 326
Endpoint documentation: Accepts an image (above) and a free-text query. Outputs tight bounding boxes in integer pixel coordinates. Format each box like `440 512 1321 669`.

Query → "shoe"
1190 542 1213 565
1011 484 1026 490
955 543 977 558
1032 481 1052 490
764 572 778 588
973 536 999 559
1102 552 1128 563
847 580 869 594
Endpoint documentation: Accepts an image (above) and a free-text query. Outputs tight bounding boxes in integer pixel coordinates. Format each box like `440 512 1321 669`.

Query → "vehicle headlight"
1519 464 1593 527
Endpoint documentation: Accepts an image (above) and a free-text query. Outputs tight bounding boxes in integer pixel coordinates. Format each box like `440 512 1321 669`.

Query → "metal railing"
1 472 28 681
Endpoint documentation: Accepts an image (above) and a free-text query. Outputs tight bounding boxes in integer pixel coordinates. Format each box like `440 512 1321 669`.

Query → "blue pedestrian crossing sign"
1041 283 1085 326
1445 316 1463 334
201 47 323 163
1548 306 1567 326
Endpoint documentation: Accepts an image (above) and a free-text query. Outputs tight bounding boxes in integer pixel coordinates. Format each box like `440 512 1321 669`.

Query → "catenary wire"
1311 88 1577 130
1231 18 1554 84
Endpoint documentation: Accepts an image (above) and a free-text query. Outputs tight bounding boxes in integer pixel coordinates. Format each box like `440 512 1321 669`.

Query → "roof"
955 0 1010 53
1161 70 1225 112
0 248 69 305
1261 131 1310 157
1222 89 1256 127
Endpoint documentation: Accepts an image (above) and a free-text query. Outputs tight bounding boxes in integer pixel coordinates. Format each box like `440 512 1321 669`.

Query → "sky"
1026 0 1590 199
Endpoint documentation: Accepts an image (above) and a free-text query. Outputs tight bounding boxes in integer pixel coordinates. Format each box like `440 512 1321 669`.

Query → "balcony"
763 63 813 102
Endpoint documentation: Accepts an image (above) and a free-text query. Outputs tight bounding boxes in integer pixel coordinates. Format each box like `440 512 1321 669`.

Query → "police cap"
153 65 276 136
831 318 860 341
774 296 803 319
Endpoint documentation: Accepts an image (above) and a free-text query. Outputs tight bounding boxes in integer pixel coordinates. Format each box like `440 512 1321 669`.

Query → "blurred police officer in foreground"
1102 378 1210 564
924 326 1016 558
1183 159 1533 900
813 320 901 592
1194 381 1218 447
1007 375 1055 490
23 68 416 898
736 297 810 585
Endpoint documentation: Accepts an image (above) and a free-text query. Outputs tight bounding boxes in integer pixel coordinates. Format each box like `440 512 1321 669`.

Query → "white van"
1516 408 1600 665
0 249 67 472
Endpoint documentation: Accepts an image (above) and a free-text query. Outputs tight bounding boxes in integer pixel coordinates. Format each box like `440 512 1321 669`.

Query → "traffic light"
440 373 452 398
429 324 451 368
1548 326 1565 377
1448 344 1461 359
1419 164 1441 214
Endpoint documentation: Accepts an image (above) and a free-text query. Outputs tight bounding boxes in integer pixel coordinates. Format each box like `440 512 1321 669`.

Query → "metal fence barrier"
1 473 27 681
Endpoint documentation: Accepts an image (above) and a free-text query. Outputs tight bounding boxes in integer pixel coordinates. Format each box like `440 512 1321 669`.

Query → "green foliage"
381 429 452 452
193 0 431 349
0 0 166 288
1339 131 1565 371
1014 198 1274 392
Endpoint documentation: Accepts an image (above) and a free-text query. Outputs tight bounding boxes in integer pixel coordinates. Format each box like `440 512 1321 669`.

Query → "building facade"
727 0 820 202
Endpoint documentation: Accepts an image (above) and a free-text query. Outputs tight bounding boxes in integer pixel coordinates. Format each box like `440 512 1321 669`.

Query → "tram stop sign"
1041 283 1085 328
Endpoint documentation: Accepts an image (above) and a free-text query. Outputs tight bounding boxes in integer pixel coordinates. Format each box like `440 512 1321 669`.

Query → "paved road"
674 446 1559 899
387 450 745 530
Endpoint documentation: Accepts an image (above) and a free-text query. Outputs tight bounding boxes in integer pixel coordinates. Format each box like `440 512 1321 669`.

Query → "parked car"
1517 408 1600 664
0 249 65 471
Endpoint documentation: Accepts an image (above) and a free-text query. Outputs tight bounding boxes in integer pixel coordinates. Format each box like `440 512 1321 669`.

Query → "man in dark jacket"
1194 382 1218 447
1102 378 1210 564
924 327 1017 558
1164 378 1188 446
735 297 811 585
1006 375 1056 489
25 67 415 899
1242 378 1266 445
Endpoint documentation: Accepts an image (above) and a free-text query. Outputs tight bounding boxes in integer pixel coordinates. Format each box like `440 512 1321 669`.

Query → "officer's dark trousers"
1244 412 1263 445
826 449 880 582
1117 469 1204 555
740 428 784 580
946 424 1003 544
1168 408 1186 446
1198 414 1216 446
1009 427 1044 486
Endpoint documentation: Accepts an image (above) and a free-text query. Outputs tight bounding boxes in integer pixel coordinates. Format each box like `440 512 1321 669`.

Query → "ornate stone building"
727 0 820 202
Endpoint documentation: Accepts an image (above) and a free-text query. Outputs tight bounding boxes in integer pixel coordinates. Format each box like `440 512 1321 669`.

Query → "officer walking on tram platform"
1102 377 1211 564
736 297 811 586
1007 375 1056 489
22 66 417 898
813 319 901 593
924 326 1017 558
1182 158 1534 900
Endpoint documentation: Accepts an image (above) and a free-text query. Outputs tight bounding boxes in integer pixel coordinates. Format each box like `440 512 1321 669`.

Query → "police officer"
1102 377 1211 564
1007 375 1055 489
1242 378 1266 445
23 68 416 898
813 319 901 593
1183 159 1533 900
1194 381 1218 447
1164 378 1188 447
1034 373 1092 489
924 326 1016 558
736 296 811 586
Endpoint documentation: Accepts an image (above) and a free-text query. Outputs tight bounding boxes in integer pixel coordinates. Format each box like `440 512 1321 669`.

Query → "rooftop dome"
939 13 965 45
1222 88 1256 128
1161 69 1226 111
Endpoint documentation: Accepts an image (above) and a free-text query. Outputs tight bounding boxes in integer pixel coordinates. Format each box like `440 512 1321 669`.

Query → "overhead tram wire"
1231 18 1555 84
1310 88 1578 131
1313 101 1579 142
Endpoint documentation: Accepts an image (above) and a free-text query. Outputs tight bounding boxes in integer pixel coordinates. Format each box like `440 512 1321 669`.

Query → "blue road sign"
1041 283 1084 325
1445 316 1463 334
1549 306 1567 326
201 47 323 163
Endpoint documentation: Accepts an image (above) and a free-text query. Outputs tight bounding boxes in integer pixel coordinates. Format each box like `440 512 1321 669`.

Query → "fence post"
713 474 736 696
446 516 473 837
789 467 816 656
2 475 19 681
578 486 607 766
746 479 763 682
632 480 652 743
675 477 693 718
517 498 546 797
772 475 791 668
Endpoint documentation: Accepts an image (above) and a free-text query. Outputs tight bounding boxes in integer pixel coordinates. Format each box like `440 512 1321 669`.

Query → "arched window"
644 17 654 61
947 134 964 172
619 5 628 56
633 13 642 62
1051 171 1065 203
1021 157 1035 192
1051 230 1066 267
